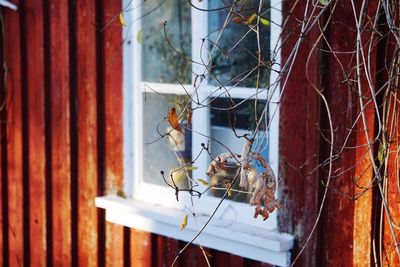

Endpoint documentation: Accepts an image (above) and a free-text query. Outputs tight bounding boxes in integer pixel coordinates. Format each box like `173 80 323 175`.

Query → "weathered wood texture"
0 0 399 266
3 1 23 267
382 92 400 267
0 1 270 266
279 1 321 266
279 0 393 266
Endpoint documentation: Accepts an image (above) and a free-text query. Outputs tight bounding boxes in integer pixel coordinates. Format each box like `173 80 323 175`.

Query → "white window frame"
96 1 293 266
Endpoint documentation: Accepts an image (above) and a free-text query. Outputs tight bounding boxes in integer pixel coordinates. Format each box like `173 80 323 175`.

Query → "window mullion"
132 3 144 197
191 1 211 184
268 0 282 182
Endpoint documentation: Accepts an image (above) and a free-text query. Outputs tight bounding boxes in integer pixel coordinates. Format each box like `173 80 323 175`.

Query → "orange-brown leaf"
119 13 127 27
232 13 259 25
232 16 246 24
168 107 183 133
186 109 192 126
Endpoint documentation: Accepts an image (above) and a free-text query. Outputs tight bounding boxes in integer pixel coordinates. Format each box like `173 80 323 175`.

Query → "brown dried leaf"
167 107 183 134
232 13 257 25
217 161 228 171
186 109 192 126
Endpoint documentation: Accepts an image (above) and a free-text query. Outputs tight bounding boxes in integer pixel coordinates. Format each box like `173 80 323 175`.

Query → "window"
97 0 293 266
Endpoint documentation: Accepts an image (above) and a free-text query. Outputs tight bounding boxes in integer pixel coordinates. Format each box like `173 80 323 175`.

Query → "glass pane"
142 92 192 188
208 0 270 87
209 98 268 202
141 0 191 84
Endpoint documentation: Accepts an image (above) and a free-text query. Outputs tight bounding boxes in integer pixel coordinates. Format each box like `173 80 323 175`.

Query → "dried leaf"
186 165 198 171
167 107 183 134
232 16 245 24
117 190 126 198
186 109 192 126
246 13 258 25
179 213 188 231
119 12 127 27
137 30 143 44
232 13 259 25
197 179 209 186
260 17 270 26
227 188 232 197
320 0 329 5
378 143 385 165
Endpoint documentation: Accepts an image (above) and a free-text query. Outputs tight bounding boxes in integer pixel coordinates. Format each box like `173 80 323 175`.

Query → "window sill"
95 195 293 266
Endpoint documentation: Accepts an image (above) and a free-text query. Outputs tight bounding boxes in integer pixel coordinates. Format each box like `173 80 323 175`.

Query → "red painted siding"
48 1 72 266
3 1 23 266
0 0 399 266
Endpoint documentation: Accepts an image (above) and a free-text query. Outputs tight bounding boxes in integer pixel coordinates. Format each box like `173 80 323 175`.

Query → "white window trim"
96 195 293 266
96 1 293 266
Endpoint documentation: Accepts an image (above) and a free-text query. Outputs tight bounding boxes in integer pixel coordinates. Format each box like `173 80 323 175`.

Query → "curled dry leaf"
167 107 183 134
232 13 257 25
206 147 281 221
249 153 281 220
232 13 269 26
186 108 192 127
206 152 239 177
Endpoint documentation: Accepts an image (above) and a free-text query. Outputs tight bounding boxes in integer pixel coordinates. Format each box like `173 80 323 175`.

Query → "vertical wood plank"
279 1 321 266
212 251 245 267
243 258 262 267
318 1 358 264
352 84 375 267
211 250 230 266
25 0 47 265
49 0 72 266
151 236 182 267
0 119 3 266
4 2 24 266
155 237 185 267
166 238 180 267
100 1 125 266
181 243 209 267
76 0 99 266
131 229 152 266
352 2 378 265
382 93 400 266
0 7 7 267
155 235 167 267
229 255 244 267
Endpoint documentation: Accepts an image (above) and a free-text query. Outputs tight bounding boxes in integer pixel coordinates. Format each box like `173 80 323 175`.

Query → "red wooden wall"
0 0 399 267
0 1 273 266
279 0 400 266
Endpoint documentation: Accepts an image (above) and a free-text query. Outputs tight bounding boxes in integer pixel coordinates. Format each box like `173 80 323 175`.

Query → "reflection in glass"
141 0 191 84
208 0 271 87
142 93 192 188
